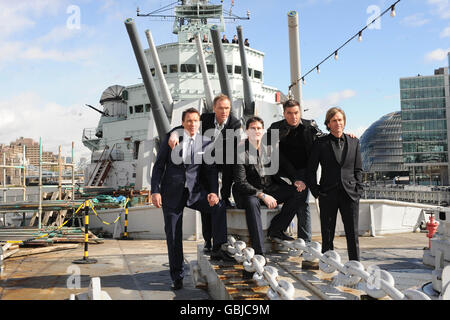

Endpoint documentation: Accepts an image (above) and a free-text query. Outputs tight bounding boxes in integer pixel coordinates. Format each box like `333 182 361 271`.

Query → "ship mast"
137 0 250 43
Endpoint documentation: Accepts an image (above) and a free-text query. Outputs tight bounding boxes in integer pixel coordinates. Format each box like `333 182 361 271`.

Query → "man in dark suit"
233 117 305 256
307 107 363 261
168 94 241 252
266 99 324 243
151 108 233 291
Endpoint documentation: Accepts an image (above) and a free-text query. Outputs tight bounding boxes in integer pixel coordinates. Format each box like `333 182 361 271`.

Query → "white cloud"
350 126 368 139
0 41 99 67
36 25 88 44
401 14 430 27
441 26 450 38
303 89 357 120
427 0 450 19
0 0 65 39
425 48 450 62
0 92 98 160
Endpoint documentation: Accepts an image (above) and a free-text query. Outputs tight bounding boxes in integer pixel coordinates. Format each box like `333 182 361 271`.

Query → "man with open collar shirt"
265 99 325 243
232 116 305 257
307 107 363 261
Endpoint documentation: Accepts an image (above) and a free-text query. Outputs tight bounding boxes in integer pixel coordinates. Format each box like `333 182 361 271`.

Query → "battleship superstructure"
82 0 285 190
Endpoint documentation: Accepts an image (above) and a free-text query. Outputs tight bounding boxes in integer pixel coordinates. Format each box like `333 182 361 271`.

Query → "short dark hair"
324 107 346 131
245 116 264 130
282 99 300 111
182 107 200 121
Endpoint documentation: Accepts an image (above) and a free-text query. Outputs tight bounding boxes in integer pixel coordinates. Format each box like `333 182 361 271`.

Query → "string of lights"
289 0 401 92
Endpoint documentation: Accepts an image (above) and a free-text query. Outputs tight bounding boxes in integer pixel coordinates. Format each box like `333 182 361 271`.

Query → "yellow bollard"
120 198 133 240
73 200 97 264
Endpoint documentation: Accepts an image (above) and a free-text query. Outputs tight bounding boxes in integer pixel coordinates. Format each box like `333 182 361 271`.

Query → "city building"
399 52 450 185
360 111 408 183
0 137 58 185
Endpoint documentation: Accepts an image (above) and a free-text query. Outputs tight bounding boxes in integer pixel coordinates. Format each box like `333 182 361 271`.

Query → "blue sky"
0 0 449 160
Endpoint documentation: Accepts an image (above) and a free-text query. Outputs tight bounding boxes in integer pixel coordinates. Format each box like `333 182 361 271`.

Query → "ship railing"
82 128 99 142
362 187 450 206
226 235 433 300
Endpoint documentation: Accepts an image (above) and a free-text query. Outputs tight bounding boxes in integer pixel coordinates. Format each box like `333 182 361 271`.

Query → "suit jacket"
266 118 323 182
232 139 287 201
151 130 218 209
307 134 363 202
200 112 241 147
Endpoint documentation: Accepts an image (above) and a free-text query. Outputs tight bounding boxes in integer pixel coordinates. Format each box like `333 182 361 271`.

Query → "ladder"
87 146 114 186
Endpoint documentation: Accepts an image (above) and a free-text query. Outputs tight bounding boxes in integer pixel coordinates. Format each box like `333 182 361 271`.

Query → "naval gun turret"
124 18 171 142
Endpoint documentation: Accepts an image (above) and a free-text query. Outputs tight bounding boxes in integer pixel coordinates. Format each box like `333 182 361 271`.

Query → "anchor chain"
226 236 296 300
272 238 431 300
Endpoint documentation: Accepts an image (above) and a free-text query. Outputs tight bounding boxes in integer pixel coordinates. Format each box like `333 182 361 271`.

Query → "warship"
82 0 284 192
0 0 448 301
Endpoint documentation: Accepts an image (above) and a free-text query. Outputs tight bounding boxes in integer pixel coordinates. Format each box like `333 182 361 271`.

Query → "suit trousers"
163 188 227 281
267 184 307 239
200 164 233 247
234 183 305 255
292 168 312 242
318 187 360 261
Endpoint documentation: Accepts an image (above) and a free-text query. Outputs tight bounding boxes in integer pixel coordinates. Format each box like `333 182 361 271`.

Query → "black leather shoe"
171 278 183 290
269 231 294 241
203 241 212 253
210 249 235 262
223 199 235 209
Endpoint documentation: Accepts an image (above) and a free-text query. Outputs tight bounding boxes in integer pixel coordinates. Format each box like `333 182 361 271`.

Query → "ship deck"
0 232 433 300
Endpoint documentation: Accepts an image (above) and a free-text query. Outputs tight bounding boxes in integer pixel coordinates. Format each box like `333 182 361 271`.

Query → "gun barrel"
210 25 236 117
124 18 170 141
236 25 255 116
195 33 214 112
145 29 174 118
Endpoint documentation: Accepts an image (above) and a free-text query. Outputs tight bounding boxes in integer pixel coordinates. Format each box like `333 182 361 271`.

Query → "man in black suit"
233 117 305 256
307 107 363 261
168 94 241 252
151 108 233 290
266 99 324 243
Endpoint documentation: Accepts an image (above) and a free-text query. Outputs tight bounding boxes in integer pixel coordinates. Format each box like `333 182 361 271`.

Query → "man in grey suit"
151 108 233 291
307 107 363 261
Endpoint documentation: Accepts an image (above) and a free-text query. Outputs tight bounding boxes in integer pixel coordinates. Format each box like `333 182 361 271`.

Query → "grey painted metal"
236 25 255 116
210 25 236 117
287 11 303 112
195 33 214 112
0 245 3 277
145 29 173 118
124 18 170 140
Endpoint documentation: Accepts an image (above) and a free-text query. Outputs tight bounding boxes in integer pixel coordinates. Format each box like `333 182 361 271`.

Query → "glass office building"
360 111 408 181
400 53 450 185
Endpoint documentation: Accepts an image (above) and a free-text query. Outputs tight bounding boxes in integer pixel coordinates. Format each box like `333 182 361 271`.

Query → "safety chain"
273 238 432 300
226 236 297 300
89 198 129 226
